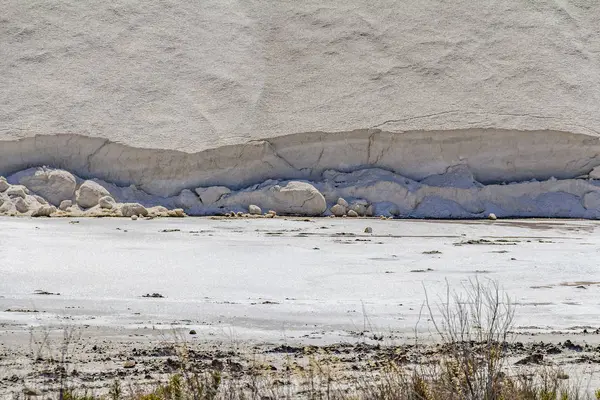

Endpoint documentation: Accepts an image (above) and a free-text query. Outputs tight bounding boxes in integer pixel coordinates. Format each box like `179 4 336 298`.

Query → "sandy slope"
2 0 600 151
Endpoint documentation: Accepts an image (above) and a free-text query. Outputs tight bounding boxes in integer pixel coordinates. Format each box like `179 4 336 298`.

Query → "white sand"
1 217 599 342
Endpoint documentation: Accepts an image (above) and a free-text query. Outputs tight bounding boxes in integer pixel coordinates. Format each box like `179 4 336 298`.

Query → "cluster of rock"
0 168 185 218
1 166 379 219
0 167 336 219
329 198 374 218
192 180 328 217
7 163 600 219
222 207 278 218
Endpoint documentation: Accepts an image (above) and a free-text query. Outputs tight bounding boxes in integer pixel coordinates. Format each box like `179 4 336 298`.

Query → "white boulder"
32 205 57 217
347 209 359 217
268 181 327 216
0 201 11 213
248 204 262 215
98 196 116 209
389 206 401 217
18 168 76 206
349 200 369 216
7 185 27 199
330 204 346 217
76 180 110 208
222 181 326 216
195 186 231 205
148 205 169 217
121 203 148 217
168 208 186 217
0 177 8 192
14 197 28 213
488 213 497 220
337 198 349 207
59 200 73 210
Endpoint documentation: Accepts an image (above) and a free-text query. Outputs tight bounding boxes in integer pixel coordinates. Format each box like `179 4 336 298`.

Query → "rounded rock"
18 168 76 206
59 200 73 211
131 215 138 220
0 178 8 192
121 203 148 217
147 206 169 217
248 204 262 215
98 196 116 209
167 208 186 217
350 201 368 217
7 186 27 199
0 201 11 213
76 181 110 208
14 197 28 213
347 210 359 217
268 181 327 216
337 198 349 207
32 205 57 217
364 227 373 233
488 213 497 220
330 204 346 217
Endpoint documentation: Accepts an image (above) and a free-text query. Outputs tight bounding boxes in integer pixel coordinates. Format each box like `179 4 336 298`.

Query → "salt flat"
1 217 599 343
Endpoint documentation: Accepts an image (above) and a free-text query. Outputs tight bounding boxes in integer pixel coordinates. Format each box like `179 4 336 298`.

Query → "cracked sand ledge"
2 129 600 218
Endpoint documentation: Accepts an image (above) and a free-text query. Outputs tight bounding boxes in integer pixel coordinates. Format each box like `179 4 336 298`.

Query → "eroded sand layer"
3 1 600 148
5 131 600 219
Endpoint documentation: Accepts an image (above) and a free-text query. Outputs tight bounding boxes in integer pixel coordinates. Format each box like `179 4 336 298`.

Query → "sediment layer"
2 129 600 218
2 128 600 197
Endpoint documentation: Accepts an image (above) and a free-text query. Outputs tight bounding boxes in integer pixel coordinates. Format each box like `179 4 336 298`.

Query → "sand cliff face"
1 1 600 217
2 0 600 148
1 129 600 198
